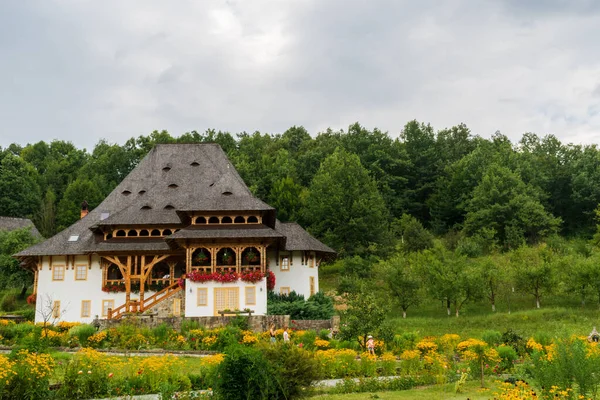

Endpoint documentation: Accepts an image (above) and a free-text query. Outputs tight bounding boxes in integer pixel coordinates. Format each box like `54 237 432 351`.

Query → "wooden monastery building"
15 144 335 323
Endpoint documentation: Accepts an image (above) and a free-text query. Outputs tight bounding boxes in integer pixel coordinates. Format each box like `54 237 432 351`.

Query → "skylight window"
68 235 79 242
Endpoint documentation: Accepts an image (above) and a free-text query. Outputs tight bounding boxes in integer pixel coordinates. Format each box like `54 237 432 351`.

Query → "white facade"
184 279 267 317
36 255 125 323
268 250 319 298
36 249 320 323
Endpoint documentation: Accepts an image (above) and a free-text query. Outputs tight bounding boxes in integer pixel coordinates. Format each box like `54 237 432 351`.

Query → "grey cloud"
0 0 600 149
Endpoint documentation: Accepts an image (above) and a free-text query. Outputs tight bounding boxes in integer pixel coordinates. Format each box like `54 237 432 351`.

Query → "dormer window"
168 184 178 189
139 190 146 195
164 205 175 210
162 166 171 172
122 190 131 196
191 162 199 167
222 191 232 196
141 205 152 210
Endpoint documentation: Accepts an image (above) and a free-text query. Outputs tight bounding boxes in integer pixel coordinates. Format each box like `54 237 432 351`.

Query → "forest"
2 120 600 315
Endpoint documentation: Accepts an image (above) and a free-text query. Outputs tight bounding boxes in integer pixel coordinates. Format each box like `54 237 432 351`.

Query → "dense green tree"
400 120 439 223
0 227 40 297
464 164 561 248
339 287 387 349
380 254 423 318
510 245 556 309
419 243 483 317
36 189 56 238
0 154 41 218
303 147 390 257
267 176 305 222
56 178 104 231
392 213 434 253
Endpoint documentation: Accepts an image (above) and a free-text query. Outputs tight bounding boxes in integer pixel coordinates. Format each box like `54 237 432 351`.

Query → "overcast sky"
1 0 599 150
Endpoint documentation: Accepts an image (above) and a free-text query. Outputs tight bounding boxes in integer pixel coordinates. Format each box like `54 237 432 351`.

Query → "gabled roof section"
16 144 273 257
0 216 41 238
275 221 336 254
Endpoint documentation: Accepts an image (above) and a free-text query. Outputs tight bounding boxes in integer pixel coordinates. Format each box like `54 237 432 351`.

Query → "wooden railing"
107 281 182 320
142 281 182 311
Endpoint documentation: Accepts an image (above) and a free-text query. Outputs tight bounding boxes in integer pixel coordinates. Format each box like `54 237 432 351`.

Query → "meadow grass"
311 379 501 399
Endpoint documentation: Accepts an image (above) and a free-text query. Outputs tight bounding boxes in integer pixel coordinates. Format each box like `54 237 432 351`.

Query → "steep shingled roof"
0 216 41 237
16 144 275 257
15 144 335 258
275 221 335 254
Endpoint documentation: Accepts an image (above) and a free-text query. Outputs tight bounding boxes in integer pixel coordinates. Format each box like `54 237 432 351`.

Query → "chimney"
80 200 89 219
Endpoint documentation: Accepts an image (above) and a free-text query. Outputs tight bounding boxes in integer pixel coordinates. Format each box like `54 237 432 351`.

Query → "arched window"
221 216 233 224
151 229 161 237
163 229 173 236
217 248 236 266
195 216 207 224
234 216 245 224
242 247 261 265
115 230 126 237
208 216 220 224
105 232 113 240
107 264 123 280
192 248 211 266
247 216 259 223
139 229 149 237
128 230 138 237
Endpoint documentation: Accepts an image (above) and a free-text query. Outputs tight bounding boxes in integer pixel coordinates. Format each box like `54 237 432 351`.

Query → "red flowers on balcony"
186 270 266 284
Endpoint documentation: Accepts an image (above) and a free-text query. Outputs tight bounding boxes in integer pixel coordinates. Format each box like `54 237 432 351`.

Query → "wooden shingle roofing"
0 216 41 237
15 144 335 258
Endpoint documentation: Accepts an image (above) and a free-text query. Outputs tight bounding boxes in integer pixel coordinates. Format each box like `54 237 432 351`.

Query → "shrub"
392 332 419 354
152 323 172 344
0 293 17 312
180 319 201 333
496 344 518 373
213 345 278 400
267 291 335 319
482 330 502 347
318 329 331 340
501 329 525 355
262 343 321 398
69 324 97 345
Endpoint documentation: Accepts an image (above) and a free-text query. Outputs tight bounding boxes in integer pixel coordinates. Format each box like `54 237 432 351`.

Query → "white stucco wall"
268 250 319 298
36 255 162 323
184 278 267 317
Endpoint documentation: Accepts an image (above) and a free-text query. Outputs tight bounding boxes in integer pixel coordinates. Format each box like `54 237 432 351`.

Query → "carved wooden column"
168 261 176 285
125 256 132 309
139 256 146 308
211 247 217 273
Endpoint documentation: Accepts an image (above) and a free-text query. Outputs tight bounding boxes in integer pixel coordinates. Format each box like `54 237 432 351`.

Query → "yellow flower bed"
314 339 330 349
400 349 421 361
526 338 544 352
0 320 14 326
56 321 81 331
88 330 108 345
15 350 54 380
416 339 438 354
241 331 258 345
0 355 16 384
201 353 225 366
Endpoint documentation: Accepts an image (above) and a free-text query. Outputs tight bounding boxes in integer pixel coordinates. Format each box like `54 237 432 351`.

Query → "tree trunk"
402 310 407 319
446 299 451 316
454 300 460 317
536 297 541 309
480 359 485 387
491 303 496 312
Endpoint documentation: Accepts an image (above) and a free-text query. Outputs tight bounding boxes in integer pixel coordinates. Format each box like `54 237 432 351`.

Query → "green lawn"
311 380 501 400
